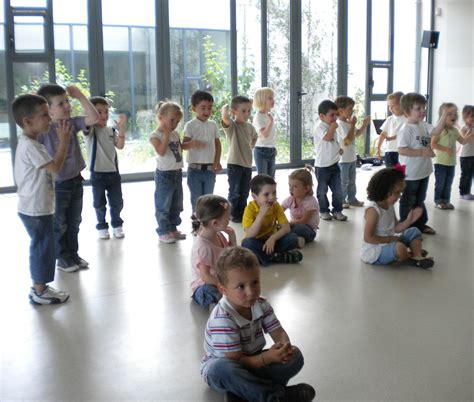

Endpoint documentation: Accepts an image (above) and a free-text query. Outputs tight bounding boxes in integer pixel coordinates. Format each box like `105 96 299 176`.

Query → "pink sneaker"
159 233 177 244
171 230 186 240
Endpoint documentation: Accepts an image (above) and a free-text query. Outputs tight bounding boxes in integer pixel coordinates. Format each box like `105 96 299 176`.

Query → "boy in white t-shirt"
314 100 347 221
335 96 370 208
13 94 71 305
397 93 444 235
183 90 222 216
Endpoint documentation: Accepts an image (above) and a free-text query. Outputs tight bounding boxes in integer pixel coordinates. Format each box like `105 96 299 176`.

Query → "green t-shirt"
434 127 459 166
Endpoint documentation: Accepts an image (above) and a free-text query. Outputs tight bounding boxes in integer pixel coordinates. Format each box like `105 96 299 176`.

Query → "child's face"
253 184 277 208
289 178 309 199
158 110 181 132
232 102 252 123
265 94 275 110
95 103 109 128
219 265 261 313
387 180 405 205
193 100 213 122
406 103 426 123
212 208 231 231
463 112 473 127
319 110 338 124
48 94 71 121
338 104 354 120
24 104 52 136
387 99 402 116
443 106 458 129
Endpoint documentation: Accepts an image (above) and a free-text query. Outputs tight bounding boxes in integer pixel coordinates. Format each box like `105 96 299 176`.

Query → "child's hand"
56 120 72 143
421 147 435 158
266 342 293 364
258 202 270 216
66 85 83 99
407 206 423 224
350 116 357 127
263 236 276 254
115 114 127 132
222 226 235 237
361 116 371 129
330 121 338 130
220 104 230 118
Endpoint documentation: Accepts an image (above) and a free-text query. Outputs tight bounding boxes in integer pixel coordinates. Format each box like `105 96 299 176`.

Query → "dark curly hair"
367 168 405 202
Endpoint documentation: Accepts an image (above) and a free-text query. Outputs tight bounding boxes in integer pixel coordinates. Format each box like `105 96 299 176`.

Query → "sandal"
273 249 303 264
408 258 434 269
421 225 436 235
421 249 429 257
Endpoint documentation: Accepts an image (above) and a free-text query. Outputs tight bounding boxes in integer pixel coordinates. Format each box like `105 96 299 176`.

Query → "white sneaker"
159 233 177 244
98 229 110 239
297 236 305 248
57 258 80 273
333 211 348 221
29 286 69 305
113 226 125 238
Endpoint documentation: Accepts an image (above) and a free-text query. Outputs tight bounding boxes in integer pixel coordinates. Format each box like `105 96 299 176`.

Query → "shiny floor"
1 167 472 401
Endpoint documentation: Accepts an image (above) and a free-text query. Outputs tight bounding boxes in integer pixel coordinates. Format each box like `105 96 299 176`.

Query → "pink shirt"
281 195 320 230
191 233 229 293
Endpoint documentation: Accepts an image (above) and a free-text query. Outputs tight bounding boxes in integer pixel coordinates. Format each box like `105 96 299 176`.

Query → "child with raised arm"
241 174 303 266
13 94 71 304
431 103 472 209
361 167 434 269
335 95 370 208
377 91 405 167
190 195 236 310
84 96 126 239
252 87 277 177
221 96 258 223
149 101 187 244
314 100 347 221
201 246 316 402
459 105 474 200
397 93 444 235
37 84 99 273
281 167 320 247
183 90 222 216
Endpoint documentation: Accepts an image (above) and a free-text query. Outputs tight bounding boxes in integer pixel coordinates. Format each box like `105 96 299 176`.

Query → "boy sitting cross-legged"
241 174 303 266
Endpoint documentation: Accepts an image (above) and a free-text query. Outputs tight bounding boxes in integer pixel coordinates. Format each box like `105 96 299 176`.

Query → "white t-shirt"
314 120 341 167
461 127 474 157
184 118 219 164
336 119 357 163
381 115 406 152
83 126 119 172
14 134 54 216
149 130 184 171
397 121 433 180
253 112 276 148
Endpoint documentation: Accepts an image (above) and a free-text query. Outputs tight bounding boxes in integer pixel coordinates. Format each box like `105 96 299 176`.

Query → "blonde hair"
386 91 404 103
155 100 183 119
288 166 314 196
253 87 274 111
438 102 457 119
400 93 426 115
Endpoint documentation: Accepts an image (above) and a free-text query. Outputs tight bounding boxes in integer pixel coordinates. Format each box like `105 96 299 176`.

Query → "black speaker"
421 30 440 48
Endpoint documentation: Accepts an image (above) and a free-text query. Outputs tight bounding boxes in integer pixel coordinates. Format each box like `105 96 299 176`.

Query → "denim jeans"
91 171 124 230
204 347 304 401
459 156 474 195
315 163 343 213
384 152 399 167
187 167 216 213
54 175 83 259
18 213 56 284
290 224 316 243
241 233 299 266
339 161 357 203
192 284 222 307
399 177 429 230
154 169 183 235
373 227 422 265
434 164 455 203
254 147 276 178
227 164 252 221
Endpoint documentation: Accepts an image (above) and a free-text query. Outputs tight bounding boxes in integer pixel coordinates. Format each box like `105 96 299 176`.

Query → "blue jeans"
384 152 399 167
290 224 316 243
315 163 343 213
227 164 252 221
254 147 276 178
187 167 216 213
154 169 183 236
242 233 299 266
373 227 422 265
192 284 222 307
339 161 357 203
18 213 56 284
434 164 455 203
204 347 304 401
91 171 124 230
459 156 474 195
55 175 83 259
399 177 429 230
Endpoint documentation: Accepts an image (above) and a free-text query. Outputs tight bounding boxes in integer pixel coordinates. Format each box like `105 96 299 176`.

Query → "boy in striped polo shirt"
201 246 316 402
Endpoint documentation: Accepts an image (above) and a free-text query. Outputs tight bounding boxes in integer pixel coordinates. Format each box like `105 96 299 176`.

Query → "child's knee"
395 242 410 260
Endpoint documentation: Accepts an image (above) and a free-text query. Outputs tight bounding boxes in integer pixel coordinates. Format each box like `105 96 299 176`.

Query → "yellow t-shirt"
434 127 459 166
242 201 288 239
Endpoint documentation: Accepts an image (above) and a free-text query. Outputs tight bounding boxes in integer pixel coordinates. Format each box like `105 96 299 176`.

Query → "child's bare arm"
44 120 70 173
364 208 399 244
398 146 435 158
259 113 274 138
220 104 231 127
395 207 423 233
356 116 371 136
322 121 338 141
377 131 387 157
262 222 291 254
222 226 237 246
115 114 127 150
150 134 169 156
66 85 99 126
431 135 454 156
197 262 219 285
244 205 269 238
289 210 315 225
225 341 294 369
213 138 222 172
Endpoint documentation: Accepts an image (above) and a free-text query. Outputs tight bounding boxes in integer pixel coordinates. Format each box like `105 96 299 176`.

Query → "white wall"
432 0 474 118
